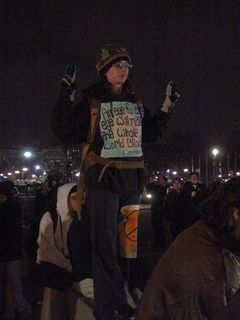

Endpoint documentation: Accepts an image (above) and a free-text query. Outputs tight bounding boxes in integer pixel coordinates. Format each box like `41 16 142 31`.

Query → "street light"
211 148 220 181
212 148 219 158
23 151 32 159
35 165 41 178
22 151 34 181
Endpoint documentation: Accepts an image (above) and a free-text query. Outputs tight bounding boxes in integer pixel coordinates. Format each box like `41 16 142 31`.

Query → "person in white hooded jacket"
37 183 95 320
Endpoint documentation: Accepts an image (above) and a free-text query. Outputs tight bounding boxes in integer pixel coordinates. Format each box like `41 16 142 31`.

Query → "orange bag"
118 205 139 258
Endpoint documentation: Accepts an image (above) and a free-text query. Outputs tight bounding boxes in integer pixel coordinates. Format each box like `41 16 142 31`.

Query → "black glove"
162 81 180 112
61 64 77 101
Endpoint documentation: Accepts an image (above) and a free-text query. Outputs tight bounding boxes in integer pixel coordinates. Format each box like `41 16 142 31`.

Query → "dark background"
1 0 240 153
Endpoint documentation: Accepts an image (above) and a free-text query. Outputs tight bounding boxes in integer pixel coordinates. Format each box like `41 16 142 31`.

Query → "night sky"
1 0 240 150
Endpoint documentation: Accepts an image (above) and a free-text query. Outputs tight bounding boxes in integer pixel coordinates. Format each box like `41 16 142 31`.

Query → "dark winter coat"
147 183 167 214
164 189 186 238
182 181 208 226
183 181 208 206
0 199 23 261
52 80 170 194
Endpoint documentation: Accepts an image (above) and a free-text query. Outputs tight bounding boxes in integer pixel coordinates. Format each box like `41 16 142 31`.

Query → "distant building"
0 145 82 182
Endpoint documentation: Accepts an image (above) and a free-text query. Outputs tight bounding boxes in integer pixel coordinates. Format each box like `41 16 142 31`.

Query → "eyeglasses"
112 62 133 70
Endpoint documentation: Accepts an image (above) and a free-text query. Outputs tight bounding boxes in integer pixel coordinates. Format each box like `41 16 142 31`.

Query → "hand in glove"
161 81 180 112
61 64 77 102
73 278 94 299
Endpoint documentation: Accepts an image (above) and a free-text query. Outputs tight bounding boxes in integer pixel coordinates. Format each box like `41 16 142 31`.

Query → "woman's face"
69 192 78 213
105 60 129 87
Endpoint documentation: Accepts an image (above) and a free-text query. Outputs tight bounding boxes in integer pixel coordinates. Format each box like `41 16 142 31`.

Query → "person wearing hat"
52 43 180 320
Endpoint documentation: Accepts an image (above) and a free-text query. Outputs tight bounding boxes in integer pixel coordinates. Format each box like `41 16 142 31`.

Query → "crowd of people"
1 43 240 320
2 169 240 320
148 172 209 245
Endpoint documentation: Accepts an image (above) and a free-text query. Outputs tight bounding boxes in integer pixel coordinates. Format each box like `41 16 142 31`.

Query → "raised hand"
62 64 77 86
61 64 77 102
162 81 180 112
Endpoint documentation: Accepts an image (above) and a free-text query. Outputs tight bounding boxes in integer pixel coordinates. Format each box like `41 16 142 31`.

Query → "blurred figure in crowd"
164 177 185 240
37 183 94 320
208 179 222 196
182 171 208 226
137 177 240 320
148 175 168 247
0 181 31 320
33 170 62 221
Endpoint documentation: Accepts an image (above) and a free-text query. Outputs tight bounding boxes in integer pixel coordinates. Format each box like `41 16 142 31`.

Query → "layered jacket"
52 80 170 193
136 220 240 320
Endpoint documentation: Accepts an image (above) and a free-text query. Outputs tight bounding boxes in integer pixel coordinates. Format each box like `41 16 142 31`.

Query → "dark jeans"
87 187 140 320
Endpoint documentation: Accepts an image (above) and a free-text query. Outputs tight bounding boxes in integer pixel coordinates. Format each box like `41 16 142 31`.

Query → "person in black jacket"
164 177 186 240
182 172 208 227
0 181 31 320
52 43 180 320
148 175 168 247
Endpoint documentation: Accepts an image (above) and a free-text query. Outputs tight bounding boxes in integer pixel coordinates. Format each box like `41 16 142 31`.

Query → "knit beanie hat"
96 43 131 77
